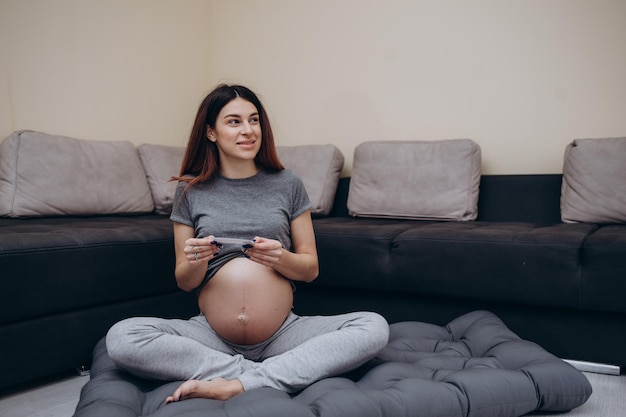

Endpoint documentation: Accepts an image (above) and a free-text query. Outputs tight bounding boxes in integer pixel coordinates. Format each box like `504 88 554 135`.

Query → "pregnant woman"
106 84 389 403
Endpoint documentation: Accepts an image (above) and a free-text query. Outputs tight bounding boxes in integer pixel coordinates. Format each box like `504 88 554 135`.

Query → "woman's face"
207 97 262 165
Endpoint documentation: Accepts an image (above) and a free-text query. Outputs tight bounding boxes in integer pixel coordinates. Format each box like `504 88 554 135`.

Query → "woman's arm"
246 211 319 283
172 222 219 292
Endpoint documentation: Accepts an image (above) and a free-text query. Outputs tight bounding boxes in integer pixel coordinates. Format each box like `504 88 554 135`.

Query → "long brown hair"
173 84 283 188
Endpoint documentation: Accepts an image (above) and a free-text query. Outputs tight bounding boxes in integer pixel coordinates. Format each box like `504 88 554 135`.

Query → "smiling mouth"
237 140 256 146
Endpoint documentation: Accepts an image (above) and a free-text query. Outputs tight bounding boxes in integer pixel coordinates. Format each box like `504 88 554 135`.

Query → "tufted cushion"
0 130 154 217
561 137 626 224
348 140 481 221
73 311 591 417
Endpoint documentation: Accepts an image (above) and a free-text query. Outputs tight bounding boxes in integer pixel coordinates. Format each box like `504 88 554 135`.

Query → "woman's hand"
174 223 216 292
184 235 221 264
246 215 319 283
244 237 283 267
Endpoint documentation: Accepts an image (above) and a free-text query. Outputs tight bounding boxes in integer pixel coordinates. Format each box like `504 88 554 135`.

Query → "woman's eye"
228 119 240 125
250 117 259 124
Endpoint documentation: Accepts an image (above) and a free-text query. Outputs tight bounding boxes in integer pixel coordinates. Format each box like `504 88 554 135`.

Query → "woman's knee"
105 317 147 366
343 312 389 353
362 311 390 350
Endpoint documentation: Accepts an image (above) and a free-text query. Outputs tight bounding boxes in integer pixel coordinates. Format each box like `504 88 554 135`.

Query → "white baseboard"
563 359 621 375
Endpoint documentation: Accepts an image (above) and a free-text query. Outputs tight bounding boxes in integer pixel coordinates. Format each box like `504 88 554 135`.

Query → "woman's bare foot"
164 378 244 404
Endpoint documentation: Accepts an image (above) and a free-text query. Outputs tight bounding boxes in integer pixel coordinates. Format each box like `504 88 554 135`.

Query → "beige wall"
210 0 626 175
2 1 625 175
0 0 213 147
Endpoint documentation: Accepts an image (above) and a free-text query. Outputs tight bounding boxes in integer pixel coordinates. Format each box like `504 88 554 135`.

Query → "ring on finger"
194 253 199 261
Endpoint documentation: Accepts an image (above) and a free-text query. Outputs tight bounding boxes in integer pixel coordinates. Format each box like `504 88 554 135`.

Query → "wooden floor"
0 371 624 417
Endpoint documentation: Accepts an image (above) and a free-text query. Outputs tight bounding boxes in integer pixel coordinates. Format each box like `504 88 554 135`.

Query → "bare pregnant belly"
198 257 294 345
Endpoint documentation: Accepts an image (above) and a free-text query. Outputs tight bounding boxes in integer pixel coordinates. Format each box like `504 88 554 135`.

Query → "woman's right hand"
173 223 219 292
184 235 221 264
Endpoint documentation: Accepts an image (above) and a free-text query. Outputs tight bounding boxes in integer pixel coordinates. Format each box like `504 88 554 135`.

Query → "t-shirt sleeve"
290 172 312 220
169 181 194 227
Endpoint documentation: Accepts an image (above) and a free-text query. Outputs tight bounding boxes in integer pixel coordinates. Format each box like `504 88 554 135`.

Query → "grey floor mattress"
73 310 591 417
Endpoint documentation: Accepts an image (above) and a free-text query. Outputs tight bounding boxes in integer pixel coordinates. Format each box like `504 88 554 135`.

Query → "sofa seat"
312 217 419 290
0 215 181 325
313 217 597 310
390 221 597 309
72 310 591 417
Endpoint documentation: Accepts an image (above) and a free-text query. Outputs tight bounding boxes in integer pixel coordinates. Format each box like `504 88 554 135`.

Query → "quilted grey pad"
73 310 591 417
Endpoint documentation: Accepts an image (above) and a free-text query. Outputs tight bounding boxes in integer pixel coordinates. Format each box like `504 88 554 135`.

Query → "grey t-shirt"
170 168 312 288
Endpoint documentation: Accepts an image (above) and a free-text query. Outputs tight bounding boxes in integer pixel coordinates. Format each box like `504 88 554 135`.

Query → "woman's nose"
240 122 252 134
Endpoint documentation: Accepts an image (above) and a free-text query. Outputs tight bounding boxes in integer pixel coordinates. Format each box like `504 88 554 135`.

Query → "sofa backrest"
476 174 563 225
328 174 563 225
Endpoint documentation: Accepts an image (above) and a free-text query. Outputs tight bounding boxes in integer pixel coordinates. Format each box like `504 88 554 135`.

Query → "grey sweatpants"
106 311 389 393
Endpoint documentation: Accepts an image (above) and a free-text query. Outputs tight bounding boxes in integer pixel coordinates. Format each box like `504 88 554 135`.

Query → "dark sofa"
1 174 624 391
0 131 624 395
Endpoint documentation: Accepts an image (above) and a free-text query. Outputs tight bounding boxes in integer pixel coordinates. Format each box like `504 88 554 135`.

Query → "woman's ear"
206 126 216 142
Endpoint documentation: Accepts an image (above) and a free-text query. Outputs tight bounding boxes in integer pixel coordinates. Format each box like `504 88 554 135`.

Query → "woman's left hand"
244 237 284 268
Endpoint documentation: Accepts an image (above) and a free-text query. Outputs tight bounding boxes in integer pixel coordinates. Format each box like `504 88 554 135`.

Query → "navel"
237 312 249 324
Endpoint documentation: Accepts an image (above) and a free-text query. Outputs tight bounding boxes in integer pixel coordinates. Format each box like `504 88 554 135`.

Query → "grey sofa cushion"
138 144 186 215
277 144 344 216
134 144 344 216
73 310 591 417
0 130 154 217
561 137 626 224
348 140 481 221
